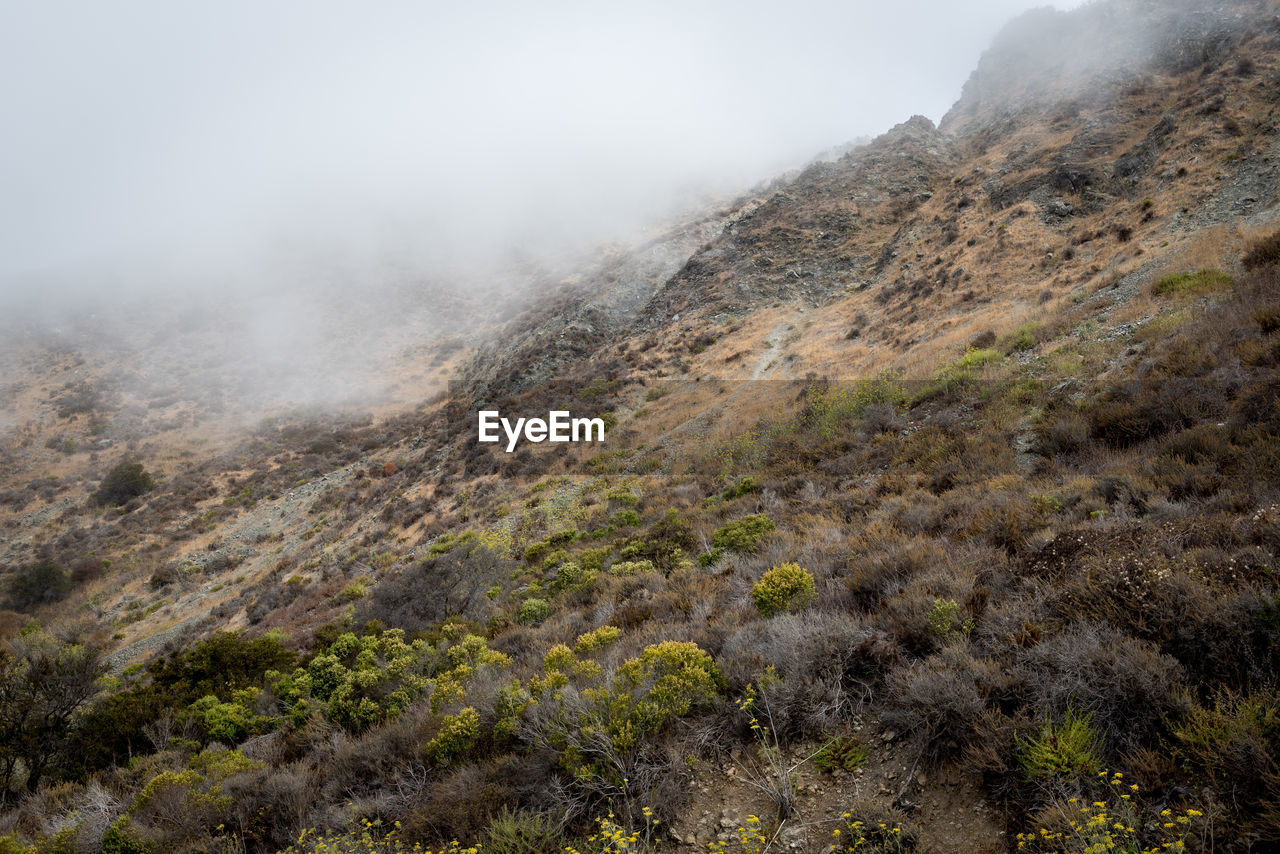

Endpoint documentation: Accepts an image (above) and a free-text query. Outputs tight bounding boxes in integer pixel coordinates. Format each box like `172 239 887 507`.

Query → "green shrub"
927 598 973 639
92 461 156 507
545 641 723 784
696 547 725 567
1018 708 1102 780
599 641 722 748
331 580 367 602
720 476 760 501
609 508 641 527
271 629 459 732
951 348 1003 373
605 487 639 507
803 374 909 438
101 818 151 854
189 689 272 743
573 625 622 654
6 559 71 610
713 514 776 553
1151 268 1232 296
524 530 579 564
814 735 870 773
67 631 292 776
1174 688 1279 801
750 563 816 617
1000 323 1041 354
517 598 551 625
424 707 480 766
0 837 32 854
608 559 655 576
576 546 610 574
549 561 596 592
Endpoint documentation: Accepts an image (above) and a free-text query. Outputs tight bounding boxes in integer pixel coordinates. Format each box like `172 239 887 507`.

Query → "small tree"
91 461 155 507
0 631 106 802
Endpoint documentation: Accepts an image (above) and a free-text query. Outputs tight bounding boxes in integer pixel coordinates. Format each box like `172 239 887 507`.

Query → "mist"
0 0 1085 415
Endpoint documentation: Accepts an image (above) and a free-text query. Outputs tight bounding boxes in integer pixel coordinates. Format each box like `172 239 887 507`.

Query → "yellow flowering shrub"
1015 772 1204 854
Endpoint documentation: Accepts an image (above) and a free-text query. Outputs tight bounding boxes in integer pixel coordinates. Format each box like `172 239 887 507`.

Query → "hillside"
2 1 1280 852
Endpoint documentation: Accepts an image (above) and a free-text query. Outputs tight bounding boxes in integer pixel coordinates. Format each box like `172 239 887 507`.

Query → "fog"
0 0 1085 414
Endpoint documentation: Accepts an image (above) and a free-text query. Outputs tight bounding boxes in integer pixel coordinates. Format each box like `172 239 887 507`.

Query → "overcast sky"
0 0 1084 302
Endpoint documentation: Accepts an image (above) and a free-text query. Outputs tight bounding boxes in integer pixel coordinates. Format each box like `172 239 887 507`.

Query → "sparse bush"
969 330 998 350
482 807 564 854
718 613 893 739
118 749 257 852
1242 229 1280 271
883 648 1003 764
1253 306 1280 334
1084 380 1213 448
1018 623 1185 752
287 822 480 854
635 509 697 572
51 381 102 418
91 461 155 507
1015 775 1204 854
824 801 919 853
147 564 179 590
222 764 316 852
6 559 71 610
1034 408 1090 456
750 563 816 618
359 539 512 632
802 375 908 438
399 761 518 845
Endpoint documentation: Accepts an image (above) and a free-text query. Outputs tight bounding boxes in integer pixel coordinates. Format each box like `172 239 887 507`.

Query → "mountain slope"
1 1 1280 852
